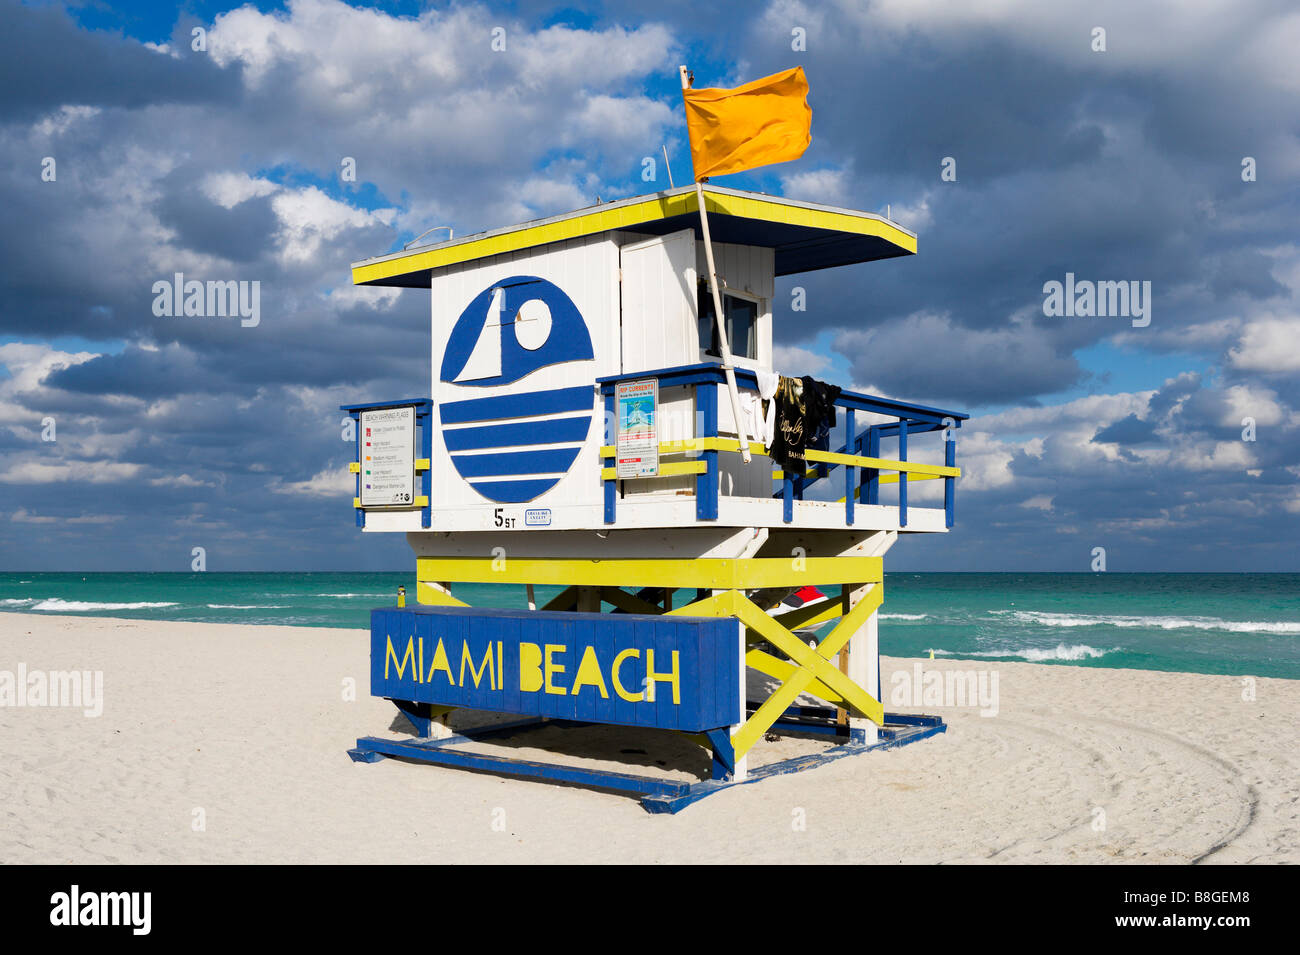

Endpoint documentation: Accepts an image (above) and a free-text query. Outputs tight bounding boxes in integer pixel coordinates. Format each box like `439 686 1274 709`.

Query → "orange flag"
681 67 812 180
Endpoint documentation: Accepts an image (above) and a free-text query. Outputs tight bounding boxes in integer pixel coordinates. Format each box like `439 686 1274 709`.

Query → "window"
698 284 759 360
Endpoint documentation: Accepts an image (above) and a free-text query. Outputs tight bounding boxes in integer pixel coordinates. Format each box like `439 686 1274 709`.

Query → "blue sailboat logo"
439 276 595 503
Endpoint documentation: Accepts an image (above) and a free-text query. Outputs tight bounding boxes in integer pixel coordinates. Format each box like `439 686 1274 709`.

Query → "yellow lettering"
612 648 642 702
570 645 609 699
459 641 496 690
519 642 543 693
426 638 453 685
544 644 567 695
646 649 680 704
385 635 416 680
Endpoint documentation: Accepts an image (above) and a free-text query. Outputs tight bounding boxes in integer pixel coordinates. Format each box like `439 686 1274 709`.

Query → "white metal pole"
680 65 752 464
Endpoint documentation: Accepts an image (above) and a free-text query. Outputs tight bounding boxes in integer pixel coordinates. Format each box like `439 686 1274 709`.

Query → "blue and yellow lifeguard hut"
341 180 967 811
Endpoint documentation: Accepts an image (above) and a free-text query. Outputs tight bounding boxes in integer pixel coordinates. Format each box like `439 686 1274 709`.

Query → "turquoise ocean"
1 572 1296 679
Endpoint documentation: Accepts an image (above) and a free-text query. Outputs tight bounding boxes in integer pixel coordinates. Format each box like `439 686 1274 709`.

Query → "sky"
1 0 1297 572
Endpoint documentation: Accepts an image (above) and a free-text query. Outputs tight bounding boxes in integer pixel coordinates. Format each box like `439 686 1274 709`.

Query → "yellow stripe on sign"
348 462 361 473
599 437 769 458
599 461 707 480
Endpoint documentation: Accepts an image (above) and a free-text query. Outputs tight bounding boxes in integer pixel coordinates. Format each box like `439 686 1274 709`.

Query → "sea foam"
993 609 1300 635
30 599 178 612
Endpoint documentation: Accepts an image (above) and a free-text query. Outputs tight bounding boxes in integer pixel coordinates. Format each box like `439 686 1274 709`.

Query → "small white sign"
525 508 552 526
359 406 415 507
616 379 659 479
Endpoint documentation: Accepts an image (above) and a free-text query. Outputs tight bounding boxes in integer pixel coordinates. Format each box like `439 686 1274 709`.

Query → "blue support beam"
945 434 956 528
697 382 719 520
866 427 880 505
898 420 908 528
844 408 855 526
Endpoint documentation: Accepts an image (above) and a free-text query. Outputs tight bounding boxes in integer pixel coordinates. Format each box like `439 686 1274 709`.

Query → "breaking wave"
992 609 1300 635
29 599 178 612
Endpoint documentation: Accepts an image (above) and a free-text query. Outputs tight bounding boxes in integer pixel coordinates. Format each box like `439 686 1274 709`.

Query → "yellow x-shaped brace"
416 580 884 762
669 586 885 760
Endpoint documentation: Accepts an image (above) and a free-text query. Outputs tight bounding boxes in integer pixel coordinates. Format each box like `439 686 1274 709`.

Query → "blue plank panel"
451 447 580 477
632 619 654 728
593 616 617 724
440 386 593 425
442 416 590 451
370 608 739 733
464 478 562 503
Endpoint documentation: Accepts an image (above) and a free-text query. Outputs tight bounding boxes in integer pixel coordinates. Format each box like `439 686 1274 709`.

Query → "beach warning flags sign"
681 66 812 180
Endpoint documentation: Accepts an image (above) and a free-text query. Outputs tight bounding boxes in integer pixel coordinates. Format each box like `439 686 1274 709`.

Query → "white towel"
739 370 779 447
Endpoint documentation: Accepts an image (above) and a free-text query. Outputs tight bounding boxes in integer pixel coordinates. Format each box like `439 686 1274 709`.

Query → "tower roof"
351 184 916 288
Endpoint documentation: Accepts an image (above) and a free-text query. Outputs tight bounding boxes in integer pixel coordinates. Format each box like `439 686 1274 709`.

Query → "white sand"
1 613 1295 864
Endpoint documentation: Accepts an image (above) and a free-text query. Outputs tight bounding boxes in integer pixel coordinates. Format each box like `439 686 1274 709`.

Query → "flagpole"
680 65 753 464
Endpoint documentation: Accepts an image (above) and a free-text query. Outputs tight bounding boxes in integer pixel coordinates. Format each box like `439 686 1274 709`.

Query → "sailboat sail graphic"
439 276 595 504
454 287 503 382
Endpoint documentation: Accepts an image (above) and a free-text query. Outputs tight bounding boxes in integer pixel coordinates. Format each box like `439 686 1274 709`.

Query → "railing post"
844 408 855 526
945 433 956 528
603 390 616 524
866 427 880 505
420 402 432 528
697 381 719 521
353 411 364 529
898 420 908 528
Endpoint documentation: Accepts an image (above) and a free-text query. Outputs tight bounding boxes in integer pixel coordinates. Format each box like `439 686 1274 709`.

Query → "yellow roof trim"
351 186 916 287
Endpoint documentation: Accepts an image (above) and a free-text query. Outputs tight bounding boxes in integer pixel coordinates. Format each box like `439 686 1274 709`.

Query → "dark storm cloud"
0 0 240 121
152 172 279 264
1092 413 1157 446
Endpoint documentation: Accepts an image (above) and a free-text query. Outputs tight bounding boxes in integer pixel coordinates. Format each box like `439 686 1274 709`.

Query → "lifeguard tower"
343 183 967 812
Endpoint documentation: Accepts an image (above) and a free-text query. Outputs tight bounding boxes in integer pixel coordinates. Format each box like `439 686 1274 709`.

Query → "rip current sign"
360 406 415 506
371 606 742 733
616 378 659 479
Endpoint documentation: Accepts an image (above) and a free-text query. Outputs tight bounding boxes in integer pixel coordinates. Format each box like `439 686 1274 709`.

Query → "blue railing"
596 363 967 529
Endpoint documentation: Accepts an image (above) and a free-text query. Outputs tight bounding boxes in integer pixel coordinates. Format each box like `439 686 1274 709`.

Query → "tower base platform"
347 707 946 814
